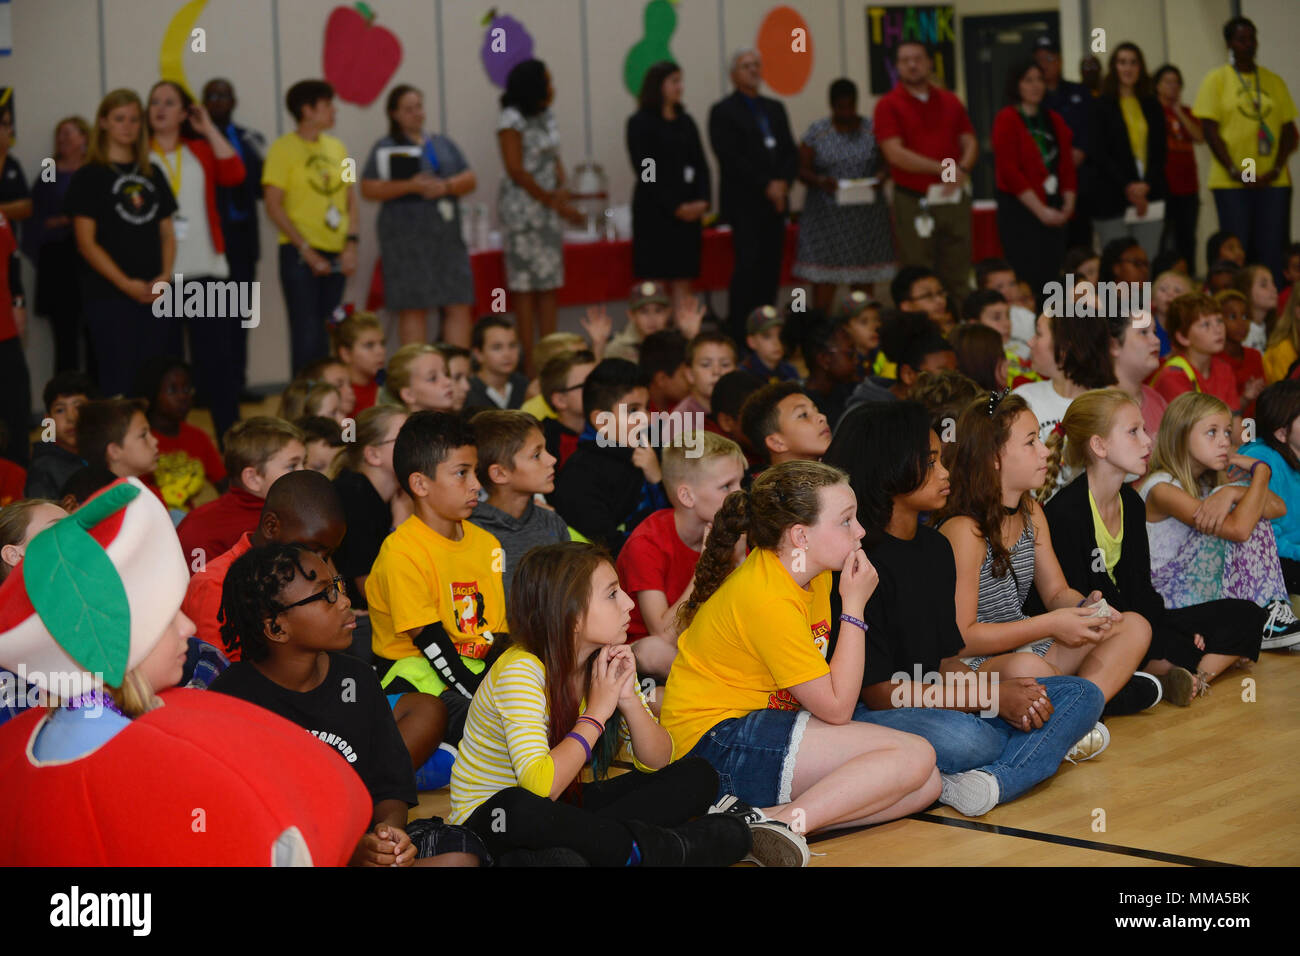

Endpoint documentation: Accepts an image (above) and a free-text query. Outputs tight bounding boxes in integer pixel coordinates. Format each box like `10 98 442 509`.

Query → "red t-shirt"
873 84 974 194
1150 354 1242 411
1220 346 1265 418
181 531 254 659
352 379 379 415
176 487 264 569
1162 102 1199 197
615 507 700 641
0 459 25 507
153 421 227 485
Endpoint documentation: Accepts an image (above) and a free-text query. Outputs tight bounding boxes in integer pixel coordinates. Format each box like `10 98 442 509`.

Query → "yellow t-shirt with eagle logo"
262 131 351 251
661 547 832 756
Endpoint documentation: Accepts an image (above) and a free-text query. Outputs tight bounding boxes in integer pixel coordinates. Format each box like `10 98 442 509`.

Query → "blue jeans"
278 244 345 376
1212 186 1292 288
853 675 1104 805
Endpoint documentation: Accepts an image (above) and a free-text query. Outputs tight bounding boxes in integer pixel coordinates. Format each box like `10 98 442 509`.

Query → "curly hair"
936 391 1033 576
675 459 847 631
218 543 320 663
824 401 933 548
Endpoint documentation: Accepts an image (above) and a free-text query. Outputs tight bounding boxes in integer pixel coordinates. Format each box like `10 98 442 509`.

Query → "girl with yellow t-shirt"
448 542 805 866
660 460 941 837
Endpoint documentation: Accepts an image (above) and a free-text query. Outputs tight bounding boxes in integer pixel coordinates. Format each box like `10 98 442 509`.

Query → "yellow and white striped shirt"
448 645 663 824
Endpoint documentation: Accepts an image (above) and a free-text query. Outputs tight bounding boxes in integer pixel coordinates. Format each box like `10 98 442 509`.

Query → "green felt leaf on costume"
24 483 138 685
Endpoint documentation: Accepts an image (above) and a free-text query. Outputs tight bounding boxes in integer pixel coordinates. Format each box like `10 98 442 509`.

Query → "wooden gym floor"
413 650 1300 866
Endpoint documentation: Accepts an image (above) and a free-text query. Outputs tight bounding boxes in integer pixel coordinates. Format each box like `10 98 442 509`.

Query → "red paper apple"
323 3 402 106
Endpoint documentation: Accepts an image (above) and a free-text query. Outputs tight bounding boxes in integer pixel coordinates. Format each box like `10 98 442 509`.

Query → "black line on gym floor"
808 812 1239 867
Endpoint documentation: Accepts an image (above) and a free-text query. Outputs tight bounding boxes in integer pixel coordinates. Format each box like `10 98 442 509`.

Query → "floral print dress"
1139 473 1288 608
497 106 564 292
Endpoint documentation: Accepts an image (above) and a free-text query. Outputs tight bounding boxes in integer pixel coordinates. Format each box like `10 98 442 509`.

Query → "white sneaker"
939 770 999 817
1064 721 1111 764
1261 599 1300 650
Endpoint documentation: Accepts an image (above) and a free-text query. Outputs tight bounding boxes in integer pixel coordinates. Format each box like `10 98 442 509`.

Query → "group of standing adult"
993 16 1296 302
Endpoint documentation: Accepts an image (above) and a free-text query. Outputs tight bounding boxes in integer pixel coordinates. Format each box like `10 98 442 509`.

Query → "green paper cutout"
24 483 139 685
624 0 678 97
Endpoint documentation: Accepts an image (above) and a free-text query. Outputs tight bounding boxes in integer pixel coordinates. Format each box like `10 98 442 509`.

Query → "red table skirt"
367 208 1001 312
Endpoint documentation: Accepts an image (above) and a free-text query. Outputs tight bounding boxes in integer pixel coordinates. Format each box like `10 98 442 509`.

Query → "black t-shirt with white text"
210 651 417 807
64 161 177 301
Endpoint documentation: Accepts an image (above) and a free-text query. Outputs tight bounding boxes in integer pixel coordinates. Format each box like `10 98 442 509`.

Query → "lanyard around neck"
152 141 182 196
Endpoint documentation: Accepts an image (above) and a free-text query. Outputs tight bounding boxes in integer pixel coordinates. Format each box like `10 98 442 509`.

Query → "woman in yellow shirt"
449 542 804 866
661 460 941 838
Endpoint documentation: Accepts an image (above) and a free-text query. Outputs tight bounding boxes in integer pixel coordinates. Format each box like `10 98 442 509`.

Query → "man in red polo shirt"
182 469 344 659
875 40 978 302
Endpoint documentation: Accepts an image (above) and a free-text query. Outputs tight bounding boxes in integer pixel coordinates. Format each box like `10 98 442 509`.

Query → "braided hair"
675 459 848 631
218 543 320 663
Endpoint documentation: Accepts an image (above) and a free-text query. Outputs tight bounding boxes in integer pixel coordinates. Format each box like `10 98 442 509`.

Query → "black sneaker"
627 815 751 867
1101 671 1162 716
1260 599 1300 650
495 847 589 867
708 795 810 866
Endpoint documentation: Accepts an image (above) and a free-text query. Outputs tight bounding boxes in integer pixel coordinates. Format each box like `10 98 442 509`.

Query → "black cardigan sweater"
1041 472 1168 627
1089 93 1167 220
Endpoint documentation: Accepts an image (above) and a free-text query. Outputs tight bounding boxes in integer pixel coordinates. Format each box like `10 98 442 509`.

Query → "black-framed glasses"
276 575 345 613
1118 257 1150 269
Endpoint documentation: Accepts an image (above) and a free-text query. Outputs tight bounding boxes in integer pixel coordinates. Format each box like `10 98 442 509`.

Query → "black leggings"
464 756 718 866
1150 598 1265 672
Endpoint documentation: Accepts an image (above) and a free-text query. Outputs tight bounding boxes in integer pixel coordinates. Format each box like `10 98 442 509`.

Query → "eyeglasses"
276 575 345 613
1118 258 1150 270
911 289 946 302
558 381 585 392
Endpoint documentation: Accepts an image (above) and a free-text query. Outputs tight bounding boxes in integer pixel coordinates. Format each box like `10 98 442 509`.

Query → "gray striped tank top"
975 520 1035 624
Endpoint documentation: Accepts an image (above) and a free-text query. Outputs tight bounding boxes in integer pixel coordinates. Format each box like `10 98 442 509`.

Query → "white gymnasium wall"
2 0 1296 408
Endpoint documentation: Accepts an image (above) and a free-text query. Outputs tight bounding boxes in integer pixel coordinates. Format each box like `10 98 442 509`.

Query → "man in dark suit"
203 78 266 407
709 49 798 347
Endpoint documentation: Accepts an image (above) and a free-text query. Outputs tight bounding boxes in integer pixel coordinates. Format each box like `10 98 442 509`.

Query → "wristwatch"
11 295 23 308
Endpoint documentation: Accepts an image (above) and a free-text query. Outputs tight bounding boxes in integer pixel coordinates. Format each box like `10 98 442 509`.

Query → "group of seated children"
4 237 1300 867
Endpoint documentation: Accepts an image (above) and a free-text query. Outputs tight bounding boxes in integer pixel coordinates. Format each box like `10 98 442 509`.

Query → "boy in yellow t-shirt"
367 411 508 743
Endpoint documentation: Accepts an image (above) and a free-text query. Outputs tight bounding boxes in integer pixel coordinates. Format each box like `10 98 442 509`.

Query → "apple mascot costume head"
0 478 370 865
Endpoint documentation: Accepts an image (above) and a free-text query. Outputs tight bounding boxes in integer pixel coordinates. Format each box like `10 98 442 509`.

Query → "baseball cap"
747 305 783 336
629 280 670 310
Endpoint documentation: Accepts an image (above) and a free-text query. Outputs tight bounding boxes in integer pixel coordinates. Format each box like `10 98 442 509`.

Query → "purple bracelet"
565 731 592 763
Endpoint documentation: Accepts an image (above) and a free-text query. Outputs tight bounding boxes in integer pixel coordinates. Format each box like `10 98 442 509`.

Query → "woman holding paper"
992 61 1077 311
361 85 476 348
1090 43 1167 257
793 79 896 313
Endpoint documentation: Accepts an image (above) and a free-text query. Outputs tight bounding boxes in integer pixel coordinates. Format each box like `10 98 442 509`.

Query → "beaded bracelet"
839 612 868 633
565 732 592 762
576 714 605 734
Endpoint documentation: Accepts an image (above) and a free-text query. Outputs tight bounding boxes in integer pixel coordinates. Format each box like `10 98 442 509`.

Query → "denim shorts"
683 708 810 808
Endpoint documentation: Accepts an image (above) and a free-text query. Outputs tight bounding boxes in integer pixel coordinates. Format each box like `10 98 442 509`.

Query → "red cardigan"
992 105 1077 205
176 136 245 254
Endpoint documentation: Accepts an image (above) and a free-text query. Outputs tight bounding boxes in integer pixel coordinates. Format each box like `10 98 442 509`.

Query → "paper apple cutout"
481 8 535 89
756 5 813 96
323 3 402 106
